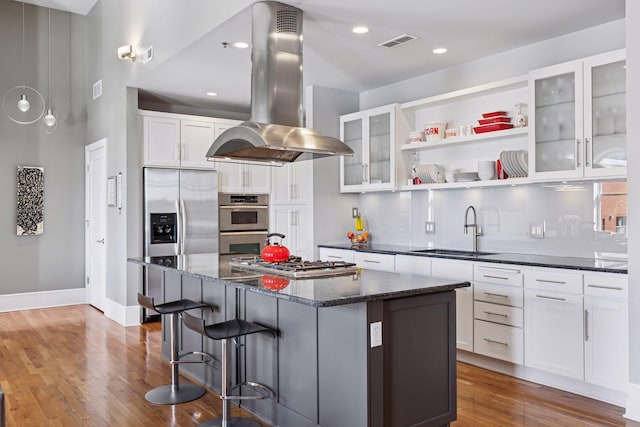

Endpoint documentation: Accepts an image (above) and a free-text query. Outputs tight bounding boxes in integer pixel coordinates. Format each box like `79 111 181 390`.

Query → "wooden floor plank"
0 304 638 426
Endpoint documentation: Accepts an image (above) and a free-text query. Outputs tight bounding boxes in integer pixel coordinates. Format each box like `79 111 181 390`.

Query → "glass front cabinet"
528 49 626 180
340 104 397 192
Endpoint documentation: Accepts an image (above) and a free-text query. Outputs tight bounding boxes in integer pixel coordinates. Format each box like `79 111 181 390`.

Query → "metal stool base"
145 383 206 405
197 417 262 427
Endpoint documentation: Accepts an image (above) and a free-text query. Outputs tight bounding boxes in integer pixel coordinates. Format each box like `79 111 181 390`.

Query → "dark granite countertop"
128 254 469 308
318 243 628 274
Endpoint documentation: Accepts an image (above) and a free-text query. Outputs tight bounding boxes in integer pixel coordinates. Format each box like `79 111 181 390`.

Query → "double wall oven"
219 193 269 255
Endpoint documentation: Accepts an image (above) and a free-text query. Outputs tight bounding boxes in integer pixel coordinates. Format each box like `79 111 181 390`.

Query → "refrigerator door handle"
179 199 187 254
174 198 182 255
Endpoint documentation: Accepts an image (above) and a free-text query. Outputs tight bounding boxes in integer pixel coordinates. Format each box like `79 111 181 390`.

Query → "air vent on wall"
378 34 419 48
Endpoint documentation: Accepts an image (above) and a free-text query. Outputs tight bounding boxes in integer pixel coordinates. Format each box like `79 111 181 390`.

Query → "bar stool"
182 311 276 427
137 293 214 405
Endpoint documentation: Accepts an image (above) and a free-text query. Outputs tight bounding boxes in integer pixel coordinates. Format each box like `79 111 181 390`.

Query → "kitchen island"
129 253 470 427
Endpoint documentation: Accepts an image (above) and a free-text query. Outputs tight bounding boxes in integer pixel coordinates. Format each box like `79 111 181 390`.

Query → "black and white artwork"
17 166 44 236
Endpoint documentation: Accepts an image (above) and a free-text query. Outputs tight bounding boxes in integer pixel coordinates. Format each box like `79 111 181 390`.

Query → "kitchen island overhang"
129 253 470 427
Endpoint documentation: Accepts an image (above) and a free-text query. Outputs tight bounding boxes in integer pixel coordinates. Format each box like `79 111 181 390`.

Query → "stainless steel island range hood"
206 1 354 164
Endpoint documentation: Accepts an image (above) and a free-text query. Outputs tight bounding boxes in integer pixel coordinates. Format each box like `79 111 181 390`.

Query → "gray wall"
84 0 252 308
0 0 87 296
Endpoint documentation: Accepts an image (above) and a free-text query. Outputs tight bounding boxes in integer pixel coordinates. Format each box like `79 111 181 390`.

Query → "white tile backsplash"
357 184 627 257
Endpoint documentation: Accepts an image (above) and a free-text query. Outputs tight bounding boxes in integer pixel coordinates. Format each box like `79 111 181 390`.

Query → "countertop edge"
318 244 628 274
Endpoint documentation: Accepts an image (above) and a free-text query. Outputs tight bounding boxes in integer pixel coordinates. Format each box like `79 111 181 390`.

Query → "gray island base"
128 254 470 427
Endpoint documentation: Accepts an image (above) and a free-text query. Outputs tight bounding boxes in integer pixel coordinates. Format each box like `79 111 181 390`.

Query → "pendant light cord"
21 0 25 90
47 0 51 106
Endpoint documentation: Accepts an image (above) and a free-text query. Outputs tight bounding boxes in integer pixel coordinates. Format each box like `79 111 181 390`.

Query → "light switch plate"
352 207 359 218
425 221 436 234
370 321 382 347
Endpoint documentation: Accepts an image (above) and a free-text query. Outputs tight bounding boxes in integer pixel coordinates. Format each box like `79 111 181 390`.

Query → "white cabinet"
270 205 312 261
524 268 584 380
528 49 626 180
583 273 628 391
353 252 395 272
395 255 431 275
473 264 524 364
340 104 398 192
318 248 354 263
431 258 474 352
214 161 271 194
140 110 239 169
271 162 313 205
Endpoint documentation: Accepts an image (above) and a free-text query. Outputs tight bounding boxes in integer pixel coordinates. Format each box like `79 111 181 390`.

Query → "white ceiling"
19 0 97 15
21 0 625 112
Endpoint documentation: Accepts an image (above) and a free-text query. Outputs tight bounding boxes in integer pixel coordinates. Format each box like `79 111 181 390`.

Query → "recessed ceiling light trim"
233 42 250 49
352 26 369 34
377 34 418 48
433 47 448 54
206 92 218 97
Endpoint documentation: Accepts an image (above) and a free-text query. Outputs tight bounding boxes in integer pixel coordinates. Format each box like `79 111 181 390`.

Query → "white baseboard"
104 298 141 327
624 382 640 421
0 288 86 312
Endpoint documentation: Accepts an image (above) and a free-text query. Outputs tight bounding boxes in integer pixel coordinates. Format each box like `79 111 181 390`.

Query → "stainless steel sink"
410 249 495 257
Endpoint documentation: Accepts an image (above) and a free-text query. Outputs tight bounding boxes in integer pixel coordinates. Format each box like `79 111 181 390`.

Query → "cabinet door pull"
477 266 521 274
535 294 566 302
483 311 508 318
364 259 381 264
361 164 366 183
587 284 623 291
484 292 509 299
483 274 509 281
576 138 581 167
535 279 566 285
327 255 342 259
584 309 589 341
484 338 509 346
585 137 591 167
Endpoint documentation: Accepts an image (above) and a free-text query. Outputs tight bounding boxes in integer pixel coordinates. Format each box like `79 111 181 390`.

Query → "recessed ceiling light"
206 92 218 97
233 42 249 49
433 47 448 54
352 26 369 34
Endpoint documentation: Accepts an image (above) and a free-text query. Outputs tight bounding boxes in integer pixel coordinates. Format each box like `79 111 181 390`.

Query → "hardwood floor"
0 304 637 427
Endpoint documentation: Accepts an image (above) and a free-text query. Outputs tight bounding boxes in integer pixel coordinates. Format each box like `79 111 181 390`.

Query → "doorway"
85 139 107 311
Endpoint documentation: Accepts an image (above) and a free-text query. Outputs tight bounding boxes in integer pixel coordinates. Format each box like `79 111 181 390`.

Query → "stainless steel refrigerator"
143 168 218 321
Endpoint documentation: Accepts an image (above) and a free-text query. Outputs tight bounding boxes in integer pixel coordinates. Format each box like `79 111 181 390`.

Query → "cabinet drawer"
474 282 524 307
318 248 354 263
431 258 473 281
395 255 431 275
524 268 582 294
474 263 523 287
583 273 628 299
474 319 524 364
474 301 523 328
354 252 395 271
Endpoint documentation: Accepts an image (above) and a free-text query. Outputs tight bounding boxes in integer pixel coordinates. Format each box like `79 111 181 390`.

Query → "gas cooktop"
229 256 358 278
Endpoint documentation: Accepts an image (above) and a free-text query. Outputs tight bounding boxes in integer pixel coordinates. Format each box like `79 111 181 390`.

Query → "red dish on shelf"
473 123 514 133
478 116 511 125
481 111 508 118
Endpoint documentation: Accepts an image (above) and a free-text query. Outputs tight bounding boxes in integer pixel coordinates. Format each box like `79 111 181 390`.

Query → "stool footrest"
226 381 274 400
174 351 215 365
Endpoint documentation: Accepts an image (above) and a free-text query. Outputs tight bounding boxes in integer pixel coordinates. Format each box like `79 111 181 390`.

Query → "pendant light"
43 0 57 133
2 0 45 125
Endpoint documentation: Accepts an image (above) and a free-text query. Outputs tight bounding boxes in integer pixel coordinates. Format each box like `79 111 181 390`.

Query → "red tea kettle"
261 233 291 263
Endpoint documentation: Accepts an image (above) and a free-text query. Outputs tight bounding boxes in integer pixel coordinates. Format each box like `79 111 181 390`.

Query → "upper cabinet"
214 161 271 194
140 110 240 169
339 104 398 193
271 161 313 205
528 49 626 180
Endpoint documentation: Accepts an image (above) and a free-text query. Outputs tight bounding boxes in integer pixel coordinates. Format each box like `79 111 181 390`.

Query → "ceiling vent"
378 34 419 48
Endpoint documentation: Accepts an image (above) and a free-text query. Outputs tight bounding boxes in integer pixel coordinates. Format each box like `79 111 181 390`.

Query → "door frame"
85 138 107 311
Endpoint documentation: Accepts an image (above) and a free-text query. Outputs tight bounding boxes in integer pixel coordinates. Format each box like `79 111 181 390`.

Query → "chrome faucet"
464 205 481 253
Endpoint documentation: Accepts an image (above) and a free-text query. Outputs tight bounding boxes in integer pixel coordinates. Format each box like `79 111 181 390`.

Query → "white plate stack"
414 164 445 183
499 150 528 178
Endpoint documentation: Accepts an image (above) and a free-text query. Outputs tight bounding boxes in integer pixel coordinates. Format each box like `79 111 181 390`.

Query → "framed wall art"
16 166 44 236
